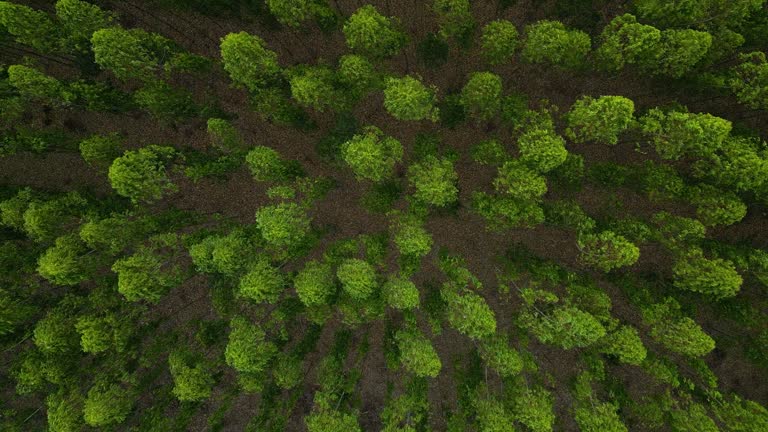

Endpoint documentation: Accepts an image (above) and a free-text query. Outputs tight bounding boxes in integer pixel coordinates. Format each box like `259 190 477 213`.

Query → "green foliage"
189 229 255 275
79 133 122 168
472 192 545 229
565 96 635 145
238 258 285 303
255 202 311 248
80 215 146 255
395 329 441 377
22 191 86 242
337 258 377 300
433 0 474 43
670 402 719 432
37 234 95 286
474 394 514 432
575 402 628 432
730 51 768 110
0 188 33 230
168 350 215 402
220 31 280 91
641 162 685 201
206 118 242 152
83 382 134 427
341 126 403 182
272 353 303 389
478 335 523 377
577 231 640 272
380 379 430 431
595 14 661 72
34 309 78 354
481 19 519 65
305 410 362 432
522 20 591 69
133 80 196 120
517 127 568 173
494 160 547 200
337 54 377 96
673 248 742 298
111 241 182 303
289 65 342 112
712 394 768 432
108 145 178 203
642 298 715 357
75 314 128 354
524 305 606 349
687 184 747 226
460 72 502 122
417 33 450 68
0 1 58 52
382 274 420 309
266 0 316 27
407 156 459 207
55 0 113 52
7 65 70 104
654 29 712 78
471 139 507 166
391 215 433 257
640 108 732 160
343 5 406 59
383 75 439 121
91 27 175 81
511 387 555 432
295 260 336 307
245 145 295 182
543 200 595 233
599 325 647 365
444 290 496 339
225 316 277 374
46 389 84 432
693 136 768 192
